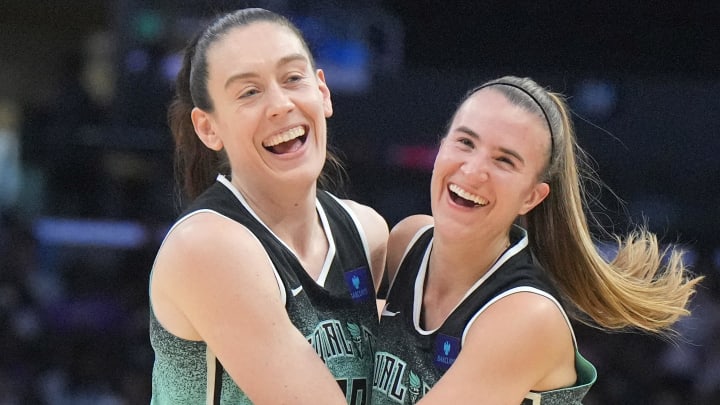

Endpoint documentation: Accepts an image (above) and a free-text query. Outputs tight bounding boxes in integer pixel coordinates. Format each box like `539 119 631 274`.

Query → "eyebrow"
223 53 310 89
455 125 525 164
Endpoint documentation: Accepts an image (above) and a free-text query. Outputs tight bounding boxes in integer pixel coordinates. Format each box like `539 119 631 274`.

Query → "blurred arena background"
1 1 718 403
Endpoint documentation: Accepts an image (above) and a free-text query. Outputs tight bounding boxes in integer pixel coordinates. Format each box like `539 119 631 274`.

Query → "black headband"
472 82 555 161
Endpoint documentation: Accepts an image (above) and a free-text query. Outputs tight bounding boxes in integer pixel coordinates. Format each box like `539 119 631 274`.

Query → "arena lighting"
572 79 618 121
386 144 438 171
33 217 150 249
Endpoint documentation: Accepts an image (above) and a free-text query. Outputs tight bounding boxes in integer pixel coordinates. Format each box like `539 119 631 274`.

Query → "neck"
421 232 510 330
230 176 322 251
427 232 510 295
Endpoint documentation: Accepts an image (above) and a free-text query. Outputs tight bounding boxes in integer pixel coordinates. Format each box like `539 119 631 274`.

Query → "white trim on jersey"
412 225 531 335
314 197 336 287
413 236 435 335
216 174 336 288
386 223 433 294
206 346 217 405
462 286 578 348
326 194 375 283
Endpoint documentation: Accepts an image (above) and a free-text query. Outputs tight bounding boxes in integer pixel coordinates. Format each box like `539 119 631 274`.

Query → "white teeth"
263 126 306 147
449 184 488 206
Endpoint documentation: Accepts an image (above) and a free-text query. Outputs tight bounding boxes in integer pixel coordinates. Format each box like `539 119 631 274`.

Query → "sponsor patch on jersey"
343 266 372 302
432 334 460 371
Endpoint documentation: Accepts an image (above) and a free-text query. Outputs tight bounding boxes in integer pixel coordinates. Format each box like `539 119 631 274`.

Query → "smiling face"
190 21 332 194
430 88 551 239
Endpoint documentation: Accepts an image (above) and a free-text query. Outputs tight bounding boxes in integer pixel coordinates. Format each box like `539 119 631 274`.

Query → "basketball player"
372 76 701 404
149 8 387 404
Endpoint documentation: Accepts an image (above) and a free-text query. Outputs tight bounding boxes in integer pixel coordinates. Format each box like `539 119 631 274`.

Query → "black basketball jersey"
371 225 596 405
151 176 378 404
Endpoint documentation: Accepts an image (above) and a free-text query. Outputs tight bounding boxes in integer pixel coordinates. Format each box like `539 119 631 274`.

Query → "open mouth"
262 125 308 154
448 183 488 207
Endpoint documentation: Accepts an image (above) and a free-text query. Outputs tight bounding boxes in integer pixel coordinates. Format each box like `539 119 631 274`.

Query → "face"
191 22 332 193
430 88 550 239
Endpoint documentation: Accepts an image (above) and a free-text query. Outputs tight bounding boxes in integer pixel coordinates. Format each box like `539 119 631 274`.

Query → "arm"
417 292 576 404
151 212 348 405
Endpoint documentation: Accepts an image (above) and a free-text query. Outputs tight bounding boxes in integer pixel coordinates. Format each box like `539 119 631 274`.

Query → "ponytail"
466 76 701 334
168 34 227 204
526 88 702 334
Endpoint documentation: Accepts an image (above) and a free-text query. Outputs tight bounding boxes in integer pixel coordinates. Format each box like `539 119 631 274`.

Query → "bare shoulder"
463 291 575 392
340 199 388 236
467 291 572 343
389 215 434 246
421 291 575 403
386 214 433 284
155 211 265 276
152 211 277 314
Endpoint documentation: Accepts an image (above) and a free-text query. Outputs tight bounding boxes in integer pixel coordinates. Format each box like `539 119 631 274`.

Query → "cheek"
432 147 454 170
429 165 445 197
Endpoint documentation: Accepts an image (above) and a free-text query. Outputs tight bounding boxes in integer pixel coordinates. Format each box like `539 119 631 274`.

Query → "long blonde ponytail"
484 77 702 333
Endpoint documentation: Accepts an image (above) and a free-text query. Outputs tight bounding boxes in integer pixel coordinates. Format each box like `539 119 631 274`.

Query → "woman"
149 8 387 404
372 76 701 404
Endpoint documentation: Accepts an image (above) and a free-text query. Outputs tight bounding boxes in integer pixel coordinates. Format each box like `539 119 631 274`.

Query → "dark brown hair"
168 8 344 203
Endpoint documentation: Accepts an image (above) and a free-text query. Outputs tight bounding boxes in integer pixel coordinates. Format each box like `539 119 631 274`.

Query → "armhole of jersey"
326 194 373 273
206 346 223 405
314 198 337 287
385 224 433 296
149 209 287 309
461 286 577 348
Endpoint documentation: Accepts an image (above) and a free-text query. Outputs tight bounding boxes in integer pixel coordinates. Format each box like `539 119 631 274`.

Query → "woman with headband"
372 76 701 404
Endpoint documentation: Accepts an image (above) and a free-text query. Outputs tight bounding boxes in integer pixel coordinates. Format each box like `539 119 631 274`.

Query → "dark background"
1 1 719 403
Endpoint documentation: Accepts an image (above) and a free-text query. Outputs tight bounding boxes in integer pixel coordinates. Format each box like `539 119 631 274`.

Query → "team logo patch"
343 266 372 302
432 334 460 371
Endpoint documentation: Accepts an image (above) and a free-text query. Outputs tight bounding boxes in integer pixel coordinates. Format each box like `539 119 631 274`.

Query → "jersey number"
337 378 368 405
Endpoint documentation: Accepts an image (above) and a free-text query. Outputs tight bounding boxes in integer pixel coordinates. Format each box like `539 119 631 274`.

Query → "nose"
266 83 294 118
460 156 490 182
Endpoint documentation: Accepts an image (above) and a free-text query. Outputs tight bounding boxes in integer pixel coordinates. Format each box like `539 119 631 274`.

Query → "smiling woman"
373 76 702 405
149 8 388 405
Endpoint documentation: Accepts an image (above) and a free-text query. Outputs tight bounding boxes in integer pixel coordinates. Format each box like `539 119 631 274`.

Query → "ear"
315 69 333 118
191 107 223 151
518 182 550 215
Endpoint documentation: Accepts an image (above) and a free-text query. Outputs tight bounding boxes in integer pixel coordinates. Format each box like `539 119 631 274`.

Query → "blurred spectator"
0 99 21 213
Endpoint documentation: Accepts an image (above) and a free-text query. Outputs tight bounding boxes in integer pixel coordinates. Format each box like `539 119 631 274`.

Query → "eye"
457 137 474 148
496 155 516 168
238 87 260 99
285 73 305 84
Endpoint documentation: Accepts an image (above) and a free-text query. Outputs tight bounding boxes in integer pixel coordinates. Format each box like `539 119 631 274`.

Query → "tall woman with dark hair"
149 8 387 404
